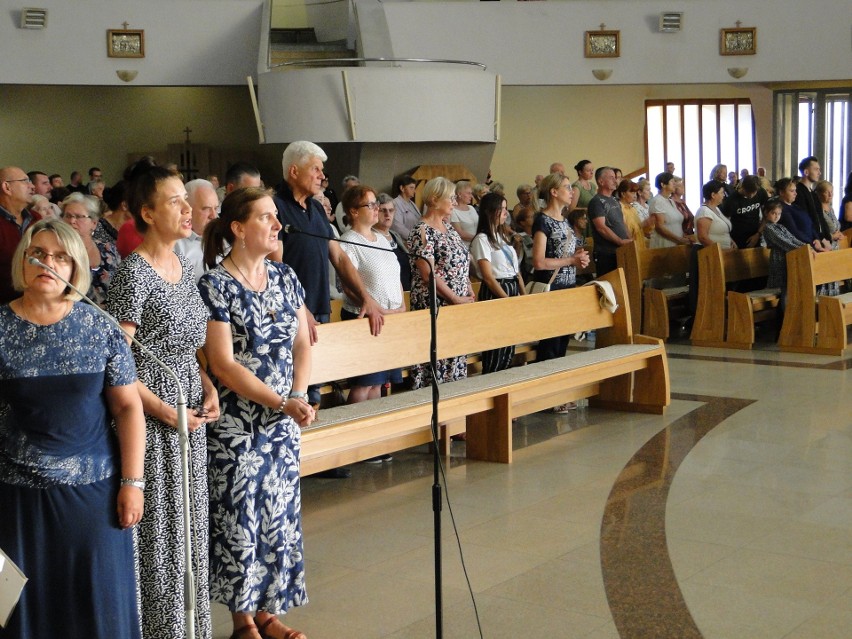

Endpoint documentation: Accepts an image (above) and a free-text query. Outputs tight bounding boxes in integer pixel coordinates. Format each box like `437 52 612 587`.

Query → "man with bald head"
0 167 39 303
175 178 221 282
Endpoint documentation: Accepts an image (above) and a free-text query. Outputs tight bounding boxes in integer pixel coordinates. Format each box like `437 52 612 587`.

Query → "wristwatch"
120 477 145 491
288 390 308 402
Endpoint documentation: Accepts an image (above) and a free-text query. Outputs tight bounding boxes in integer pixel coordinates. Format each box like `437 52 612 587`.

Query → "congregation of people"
2 145 851 639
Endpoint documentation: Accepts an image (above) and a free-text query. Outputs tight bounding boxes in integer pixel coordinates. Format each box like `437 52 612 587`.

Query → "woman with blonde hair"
1 219 145 638
407 177 474 389
531 172 590 385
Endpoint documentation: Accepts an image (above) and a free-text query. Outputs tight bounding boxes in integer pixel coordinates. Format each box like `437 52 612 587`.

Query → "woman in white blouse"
450 180 479 246
339 185 406 404
695 180 736 248
471 192 525 373
650 172 693 248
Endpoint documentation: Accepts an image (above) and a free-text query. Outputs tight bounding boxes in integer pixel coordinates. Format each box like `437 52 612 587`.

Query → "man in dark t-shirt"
272 141 383 395
588 167 632 276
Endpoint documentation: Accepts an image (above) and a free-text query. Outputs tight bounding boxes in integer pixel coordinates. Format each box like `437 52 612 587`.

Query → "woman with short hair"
406 177 474 389
61 192 120 307
0 219 145 638
695 180 735 248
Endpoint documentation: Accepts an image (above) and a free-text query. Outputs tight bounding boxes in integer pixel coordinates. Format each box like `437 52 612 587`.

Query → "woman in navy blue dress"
0 219 145 638
199 188 314 639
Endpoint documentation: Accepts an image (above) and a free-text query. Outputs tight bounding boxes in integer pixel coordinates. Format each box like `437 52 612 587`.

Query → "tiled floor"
212 340 852 638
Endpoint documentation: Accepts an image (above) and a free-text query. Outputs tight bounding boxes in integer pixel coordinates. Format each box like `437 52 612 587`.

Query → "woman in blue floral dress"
406 177 475 388
199 187 315 639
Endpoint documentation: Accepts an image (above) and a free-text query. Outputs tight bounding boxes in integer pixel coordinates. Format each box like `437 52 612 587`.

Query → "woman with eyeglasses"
373 192 411 291
0 219 145 638
61 192 120 307
338 186 405 429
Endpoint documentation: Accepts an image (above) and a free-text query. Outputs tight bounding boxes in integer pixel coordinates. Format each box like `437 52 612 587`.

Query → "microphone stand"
283 225 444 638
28 258 197 639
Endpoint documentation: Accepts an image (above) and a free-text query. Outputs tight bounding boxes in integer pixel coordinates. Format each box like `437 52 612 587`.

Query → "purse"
525 268 559 294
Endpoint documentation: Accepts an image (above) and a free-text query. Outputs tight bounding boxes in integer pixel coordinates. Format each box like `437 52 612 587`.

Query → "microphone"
281 224 396 253
27 256 199 639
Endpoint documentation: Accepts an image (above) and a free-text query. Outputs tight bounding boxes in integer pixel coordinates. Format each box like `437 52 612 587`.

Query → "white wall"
0 1 264 86
258 66 498 143
370 0 852 85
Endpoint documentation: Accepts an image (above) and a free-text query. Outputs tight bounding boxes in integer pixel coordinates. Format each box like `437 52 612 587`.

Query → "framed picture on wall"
720 26 756 56
584 30 620 58
107 29 145 58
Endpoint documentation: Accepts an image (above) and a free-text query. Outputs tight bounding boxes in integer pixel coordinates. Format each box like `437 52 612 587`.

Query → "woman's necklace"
144 248 178 281
229 256 276 321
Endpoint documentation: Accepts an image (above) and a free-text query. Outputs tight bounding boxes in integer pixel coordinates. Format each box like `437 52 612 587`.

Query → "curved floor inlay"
599 393 755 639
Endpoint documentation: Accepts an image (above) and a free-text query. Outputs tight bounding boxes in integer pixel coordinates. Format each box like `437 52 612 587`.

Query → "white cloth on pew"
584 279 619 313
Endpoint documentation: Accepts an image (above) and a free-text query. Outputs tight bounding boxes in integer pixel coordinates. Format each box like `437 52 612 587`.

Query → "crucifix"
122 21 129 30
178 126 199 180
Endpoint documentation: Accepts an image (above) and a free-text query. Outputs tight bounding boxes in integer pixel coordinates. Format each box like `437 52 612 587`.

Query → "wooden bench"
300 269 670 475
690 243 780 349
616 242 691 340
778 245 852 355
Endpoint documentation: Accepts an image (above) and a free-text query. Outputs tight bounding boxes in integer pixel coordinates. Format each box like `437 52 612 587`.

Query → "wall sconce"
727 67 748 79
592 69 613 81
116 70 138 82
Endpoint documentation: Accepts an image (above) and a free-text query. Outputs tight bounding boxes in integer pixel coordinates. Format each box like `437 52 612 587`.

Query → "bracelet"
120 477 145 491
277 396 287 413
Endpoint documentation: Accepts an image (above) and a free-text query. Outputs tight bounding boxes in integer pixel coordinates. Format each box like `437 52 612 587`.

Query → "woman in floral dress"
107 158 219 639
406 177 475 388
199 187 315 639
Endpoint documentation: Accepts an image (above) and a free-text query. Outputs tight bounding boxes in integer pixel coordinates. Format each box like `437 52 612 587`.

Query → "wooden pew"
690 244 780 349
616 242 691 339
778 245 852 355
300 269 670 475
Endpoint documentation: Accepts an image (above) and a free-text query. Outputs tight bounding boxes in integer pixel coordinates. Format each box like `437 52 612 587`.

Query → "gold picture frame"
107 29 145 58
720 27 756 56
584 30 620 59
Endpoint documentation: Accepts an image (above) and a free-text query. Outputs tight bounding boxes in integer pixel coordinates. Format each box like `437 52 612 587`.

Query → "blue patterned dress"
0 302 140 639
198 261 308 615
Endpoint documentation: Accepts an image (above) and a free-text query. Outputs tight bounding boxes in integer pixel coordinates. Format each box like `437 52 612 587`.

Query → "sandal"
229 624 261 639
257 616 307 639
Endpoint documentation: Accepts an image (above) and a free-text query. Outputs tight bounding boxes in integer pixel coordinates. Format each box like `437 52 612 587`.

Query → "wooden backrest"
309 268 632 385
788 244 852 289
721 247 771 282
616 241 642 334
638 245 692 280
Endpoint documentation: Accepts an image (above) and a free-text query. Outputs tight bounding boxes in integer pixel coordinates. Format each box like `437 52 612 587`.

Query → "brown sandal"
257 616 306 639
229 624 261 639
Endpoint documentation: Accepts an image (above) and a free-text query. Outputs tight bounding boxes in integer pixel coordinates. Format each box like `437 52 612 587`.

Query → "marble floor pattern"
211 340 852 639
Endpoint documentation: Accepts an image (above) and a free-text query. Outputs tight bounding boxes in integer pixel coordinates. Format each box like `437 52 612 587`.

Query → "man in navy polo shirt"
273 142 384 391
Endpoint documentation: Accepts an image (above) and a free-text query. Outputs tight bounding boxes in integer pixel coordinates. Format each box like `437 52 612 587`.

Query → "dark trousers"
478 277 520 373
307 313 330 405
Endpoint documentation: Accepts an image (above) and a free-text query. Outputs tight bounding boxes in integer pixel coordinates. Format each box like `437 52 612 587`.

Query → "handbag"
525 268 559 294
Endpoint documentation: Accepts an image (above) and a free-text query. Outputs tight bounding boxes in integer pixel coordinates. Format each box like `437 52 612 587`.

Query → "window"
775 89 852 213
646 99 755 211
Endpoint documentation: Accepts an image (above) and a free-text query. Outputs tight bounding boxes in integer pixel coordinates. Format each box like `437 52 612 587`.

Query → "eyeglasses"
61 213 92 221
358 202 379 210
4 177 31 185
25 246 74 266
378 207 395 214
